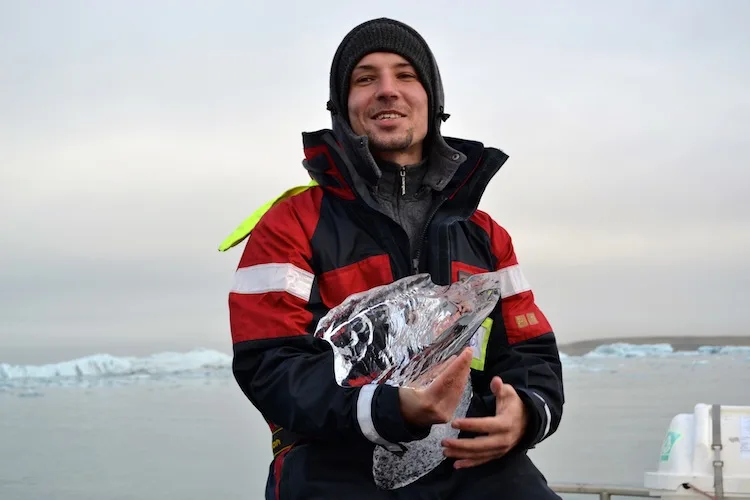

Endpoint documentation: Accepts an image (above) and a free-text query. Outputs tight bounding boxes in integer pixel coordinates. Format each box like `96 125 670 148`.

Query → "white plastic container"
644 403 750 498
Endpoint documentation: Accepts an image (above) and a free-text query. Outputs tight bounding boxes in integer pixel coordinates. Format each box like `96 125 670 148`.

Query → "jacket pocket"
317 254 393 308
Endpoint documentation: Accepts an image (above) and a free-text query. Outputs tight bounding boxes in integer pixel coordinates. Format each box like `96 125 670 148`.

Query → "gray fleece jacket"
371 158 432 259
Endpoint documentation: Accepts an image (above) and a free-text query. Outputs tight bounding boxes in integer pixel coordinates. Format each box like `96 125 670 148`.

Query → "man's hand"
398 348 473 427
441 376 528 469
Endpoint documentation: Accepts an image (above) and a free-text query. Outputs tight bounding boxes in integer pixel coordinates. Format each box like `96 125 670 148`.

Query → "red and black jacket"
228 129 565 496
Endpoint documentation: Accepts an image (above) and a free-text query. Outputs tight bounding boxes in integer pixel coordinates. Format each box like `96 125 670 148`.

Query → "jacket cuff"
513 388 552 449
355 384 431 452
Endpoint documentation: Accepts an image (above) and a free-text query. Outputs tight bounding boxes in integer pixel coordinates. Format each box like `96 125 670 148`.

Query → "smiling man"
347 52 428 165
225 17 565 500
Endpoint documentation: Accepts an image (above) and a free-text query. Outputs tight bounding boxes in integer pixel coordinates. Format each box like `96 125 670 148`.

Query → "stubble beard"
368 128 414 153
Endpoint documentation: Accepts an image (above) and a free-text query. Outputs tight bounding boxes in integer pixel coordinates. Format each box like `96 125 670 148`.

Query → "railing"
551 483 654 499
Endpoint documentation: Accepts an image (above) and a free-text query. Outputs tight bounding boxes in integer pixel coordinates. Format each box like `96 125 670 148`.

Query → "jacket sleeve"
471 216 565 450
228 192 429 452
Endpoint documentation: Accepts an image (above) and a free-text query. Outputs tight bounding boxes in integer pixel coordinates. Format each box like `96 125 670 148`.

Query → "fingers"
490 376 503 398
445 447 507 462
437 376 523 471
432 348 472 391
412 355 455 387
495 377 519 414
431 353 461 378
446 348 472 374
442 434 504 453
442 435 510 468
442 433 513 466
453 456 496 469
417 348 472 423
444 446 501 461
450 415 510 434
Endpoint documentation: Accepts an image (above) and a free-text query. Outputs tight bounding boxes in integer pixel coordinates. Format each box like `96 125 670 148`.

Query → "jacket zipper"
399 167 406 196
411 195 447 275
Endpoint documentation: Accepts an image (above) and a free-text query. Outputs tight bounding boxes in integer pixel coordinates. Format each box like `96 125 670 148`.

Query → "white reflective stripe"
356 384 401 452
531 391 552 440
498 264 531 298
231 263 314 302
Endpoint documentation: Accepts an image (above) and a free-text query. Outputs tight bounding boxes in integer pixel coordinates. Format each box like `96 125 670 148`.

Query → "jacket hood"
326 19 467 194
300 129 509 219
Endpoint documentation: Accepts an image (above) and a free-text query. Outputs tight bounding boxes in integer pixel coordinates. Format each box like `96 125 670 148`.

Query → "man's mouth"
372 111 406 120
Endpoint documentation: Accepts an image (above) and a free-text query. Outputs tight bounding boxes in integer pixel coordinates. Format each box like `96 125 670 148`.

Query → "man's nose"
375 74 399 99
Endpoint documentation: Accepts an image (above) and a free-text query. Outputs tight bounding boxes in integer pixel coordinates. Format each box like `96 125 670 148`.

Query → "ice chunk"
314 271 506 489
372 380 473 490
314 272 502 389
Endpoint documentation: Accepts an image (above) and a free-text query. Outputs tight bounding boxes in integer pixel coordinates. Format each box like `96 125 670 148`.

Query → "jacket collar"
329 113 467 193
301 128 509 215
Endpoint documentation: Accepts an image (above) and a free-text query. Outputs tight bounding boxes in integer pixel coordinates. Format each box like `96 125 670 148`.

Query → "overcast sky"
2 0 749 363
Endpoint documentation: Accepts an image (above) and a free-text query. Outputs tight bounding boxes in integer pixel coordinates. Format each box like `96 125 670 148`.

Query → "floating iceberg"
696 345 750 356
0 349 231 384
583 343 676 358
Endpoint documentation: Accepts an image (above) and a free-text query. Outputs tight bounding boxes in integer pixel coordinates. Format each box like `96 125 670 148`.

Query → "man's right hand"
398 348 473 427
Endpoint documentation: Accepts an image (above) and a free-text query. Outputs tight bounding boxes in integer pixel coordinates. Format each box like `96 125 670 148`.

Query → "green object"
660 431 681 461
470 318 494 371
218 179 319 252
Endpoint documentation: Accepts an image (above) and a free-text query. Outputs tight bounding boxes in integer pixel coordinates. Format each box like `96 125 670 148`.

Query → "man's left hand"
441 376 528 469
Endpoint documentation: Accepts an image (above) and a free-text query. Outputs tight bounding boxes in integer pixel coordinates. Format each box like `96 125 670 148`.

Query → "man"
220 17 564 500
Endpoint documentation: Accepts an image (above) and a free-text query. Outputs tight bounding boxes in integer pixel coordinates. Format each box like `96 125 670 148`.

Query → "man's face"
347 52 429 161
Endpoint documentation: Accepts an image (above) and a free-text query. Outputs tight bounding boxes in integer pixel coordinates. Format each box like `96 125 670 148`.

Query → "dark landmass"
559 336 750 356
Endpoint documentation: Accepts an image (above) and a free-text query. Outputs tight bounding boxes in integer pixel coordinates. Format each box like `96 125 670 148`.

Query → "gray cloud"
2 0 749 361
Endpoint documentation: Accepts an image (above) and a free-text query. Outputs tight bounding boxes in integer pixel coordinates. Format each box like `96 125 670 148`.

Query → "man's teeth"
376 113 401 120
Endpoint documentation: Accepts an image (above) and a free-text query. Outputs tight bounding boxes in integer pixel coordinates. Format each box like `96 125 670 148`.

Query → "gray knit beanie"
327 18 449 136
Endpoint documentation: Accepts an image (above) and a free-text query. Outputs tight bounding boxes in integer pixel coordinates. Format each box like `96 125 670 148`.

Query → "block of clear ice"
314 271 507 490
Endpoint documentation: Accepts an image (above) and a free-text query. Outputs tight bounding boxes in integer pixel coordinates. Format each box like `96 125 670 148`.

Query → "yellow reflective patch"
470 317 493 371
218 179 319 252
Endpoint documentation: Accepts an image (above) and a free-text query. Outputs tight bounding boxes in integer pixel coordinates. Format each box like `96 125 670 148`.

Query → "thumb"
491 376 504 408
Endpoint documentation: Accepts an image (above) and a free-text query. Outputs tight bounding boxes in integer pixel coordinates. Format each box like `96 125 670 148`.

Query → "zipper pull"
400 167 406 195
412 258 419 274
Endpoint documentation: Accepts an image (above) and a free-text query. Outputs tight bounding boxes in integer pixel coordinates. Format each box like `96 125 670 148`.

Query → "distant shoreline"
559 335 750 356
